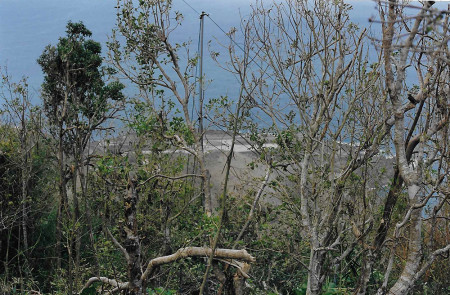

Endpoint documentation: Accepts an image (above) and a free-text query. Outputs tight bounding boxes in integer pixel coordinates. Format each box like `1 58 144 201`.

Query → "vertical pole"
198 12 211 293
199 11 207 153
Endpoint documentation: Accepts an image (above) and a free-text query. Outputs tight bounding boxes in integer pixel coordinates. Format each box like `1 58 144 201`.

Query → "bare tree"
223 1 449 294
225 1 393 294
0 69 40 292
372 1 449 294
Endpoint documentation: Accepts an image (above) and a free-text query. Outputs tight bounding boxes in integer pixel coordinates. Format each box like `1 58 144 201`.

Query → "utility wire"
180 0 281 138
181 0 200 15
181 0 246 57
180 0 278 86
205 15 247 57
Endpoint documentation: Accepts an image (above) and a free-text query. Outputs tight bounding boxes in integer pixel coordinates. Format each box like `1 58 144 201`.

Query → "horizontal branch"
138 173 203 187
141 247 256 281
80 277 129 294
80 247 255 293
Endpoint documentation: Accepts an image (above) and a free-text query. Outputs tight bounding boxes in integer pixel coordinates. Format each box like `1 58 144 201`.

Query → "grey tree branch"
80 277 129 293
105 227 129 262
141 247 255 281
234 167 272 247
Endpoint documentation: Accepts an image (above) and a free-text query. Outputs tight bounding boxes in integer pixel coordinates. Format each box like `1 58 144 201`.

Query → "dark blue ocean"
0 0 380 107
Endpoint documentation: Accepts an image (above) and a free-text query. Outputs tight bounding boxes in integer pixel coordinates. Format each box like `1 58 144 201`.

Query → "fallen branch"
141 247 255 281
80 247 255 294
80 277 129 293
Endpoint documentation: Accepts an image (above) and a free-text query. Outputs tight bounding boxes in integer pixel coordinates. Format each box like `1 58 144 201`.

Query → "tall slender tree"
38 21 124 292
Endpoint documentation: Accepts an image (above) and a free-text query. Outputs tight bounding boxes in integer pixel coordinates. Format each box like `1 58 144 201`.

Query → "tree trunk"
388 186 422 295
124 173 143 294
232 263 250 295
199 159 212 217
3 228 12 286
357 169 403 294
56 128 68 270
56 197 62 270
79 164 101 274
20 148 29 265
19 101 30 272
72 161 82 289
306 249 325 295
356 250 374 295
